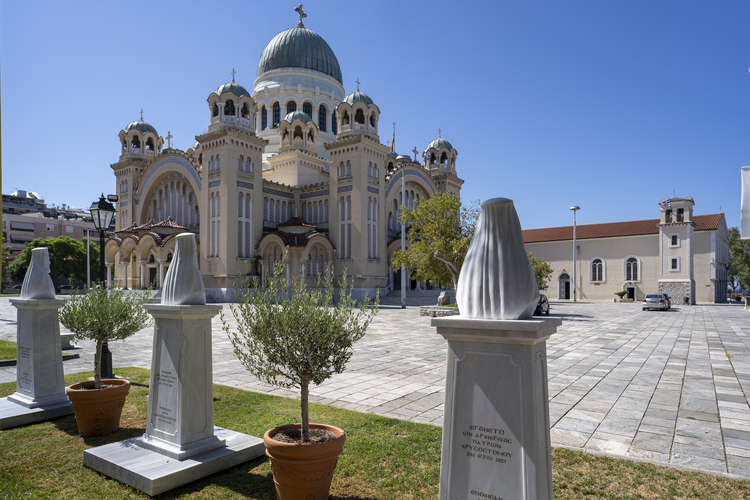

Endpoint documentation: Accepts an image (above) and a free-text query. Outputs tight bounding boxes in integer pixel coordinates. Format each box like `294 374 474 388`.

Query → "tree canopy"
391 192 479 291
728 227 750 292
6 236 99 284
527 253 553 291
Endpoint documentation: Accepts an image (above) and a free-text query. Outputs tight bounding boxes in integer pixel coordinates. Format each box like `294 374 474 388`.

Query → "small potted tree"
614 291 628 302
223 252 378 500
59 286 152 437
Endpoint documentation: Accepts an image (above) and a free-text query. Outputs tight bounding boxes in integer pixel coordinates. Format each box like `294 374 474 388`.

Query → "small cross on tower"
231 68 236 83
166 131 173 149
356 78 360 92
140 109 143 121
412 146 419 162
295 3 306 27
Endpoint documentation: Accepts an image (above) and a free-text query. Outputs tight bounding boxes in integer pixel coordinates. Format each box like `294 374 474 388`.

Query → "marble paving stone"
0 397 73 429
631 431 673 454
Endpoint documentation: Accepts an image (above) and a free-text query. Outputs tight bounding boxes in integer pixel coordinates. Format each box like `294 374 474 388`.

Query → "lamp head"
569 206 580 211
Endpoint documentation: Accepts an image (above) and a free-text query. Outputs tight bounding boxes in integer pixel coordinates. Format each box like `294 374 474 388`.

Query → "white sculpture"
20 248 56 300
161 233 205 305
457 197 539 319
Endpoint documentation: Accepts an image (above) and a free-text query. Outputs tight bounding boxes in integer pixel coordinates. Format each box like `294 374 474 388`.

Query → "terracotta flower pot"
65 379 131 437
264 423 346 500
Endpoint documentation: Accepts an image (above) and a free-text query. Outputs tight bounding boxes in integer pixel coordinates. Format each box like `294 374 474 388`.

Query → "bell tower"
658 196 696 305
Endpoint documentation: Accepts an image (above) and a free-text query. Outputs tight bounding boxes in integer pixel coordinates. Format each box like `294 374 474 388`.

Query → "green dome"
257 27 342 84
386 151 398 159
343 91 374 106
124 120 158 135
191 141 201 150
428 137 453 150
216 82 250 97
283 110 312 123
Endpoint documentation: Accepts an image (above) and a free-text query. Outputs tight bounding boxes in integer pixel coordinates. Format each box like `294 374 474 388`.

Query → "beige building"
523 197 728 304
3 212 98 253
104 9 463 300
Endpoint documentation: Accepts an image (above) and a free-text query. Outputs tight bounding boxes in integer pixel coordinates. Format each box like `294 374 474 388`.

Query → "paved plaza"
1 296 750 480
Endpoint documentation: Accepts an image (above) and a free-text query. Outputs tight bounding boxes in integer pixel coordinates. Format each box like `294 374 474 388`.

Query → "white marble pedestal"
432 316 562 500
83 304 264 495
0 299 73 429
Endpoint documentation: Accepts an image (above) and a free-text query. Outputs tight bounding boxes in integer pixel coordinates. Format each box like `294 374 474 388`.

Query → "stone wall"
658 280 695 305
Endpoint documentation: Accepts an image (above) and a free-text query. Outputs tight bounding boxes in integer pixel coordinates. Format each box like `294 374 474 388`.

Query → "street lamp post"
89 194 116 378
570 206 580 302
396 155 412 309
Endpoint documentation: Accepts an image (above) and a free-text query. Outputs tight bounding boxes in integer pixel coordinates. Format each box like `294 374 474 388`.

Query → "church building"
523 197 728 304
104 7 463 300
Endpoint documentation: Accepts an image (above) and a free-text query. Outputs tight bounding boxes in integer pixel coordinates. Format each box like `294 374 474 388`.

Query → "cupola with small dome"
207 70 256 134
118 111 163 159
278 110 318 155
335 80 380 142
423 129 457 171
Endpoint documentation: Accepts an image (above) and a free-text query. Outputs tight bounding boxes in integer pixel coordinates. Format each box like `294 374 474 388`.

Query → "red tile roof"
523 214 724 244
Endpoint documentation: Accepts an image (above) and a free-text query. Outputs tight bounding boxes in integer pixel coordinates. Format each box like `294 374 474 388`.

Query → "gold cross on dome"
438 128 441 138
166 131 173 148
356 78 360 91
231 68 236 83
140 109 143 121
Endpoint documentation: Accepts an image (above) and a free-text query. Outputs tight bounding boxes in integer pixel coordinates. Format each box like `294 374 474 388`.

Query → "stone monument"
433 198 562 500
0 247 73 429
83 233 264 495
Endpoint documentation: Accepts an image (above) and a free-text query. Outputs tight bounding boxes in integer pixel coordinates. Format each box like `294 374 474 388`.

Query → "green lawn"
0 367 748 499
0 340 17 360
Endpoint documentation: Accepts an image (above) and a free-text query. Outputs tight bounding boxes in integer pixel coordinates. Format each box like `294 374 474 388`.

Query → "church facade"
105 9 463 300
523 197 729 304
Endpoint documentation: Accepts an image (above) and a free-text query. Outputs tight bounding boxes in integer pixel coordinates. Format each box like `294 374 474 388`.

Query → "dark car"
534 294 550 316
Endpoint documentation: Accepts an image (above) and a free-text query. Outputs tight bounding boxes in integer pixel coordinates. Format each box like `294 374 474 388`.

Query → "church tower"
325 87 390 291
111 113 163 230
657 196 696 305
196 73 267 293
423 132 463 196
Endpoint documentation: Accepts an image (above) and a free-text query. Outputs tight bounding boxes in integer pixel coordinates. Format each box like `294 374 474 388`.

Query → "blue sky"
2 0 748 230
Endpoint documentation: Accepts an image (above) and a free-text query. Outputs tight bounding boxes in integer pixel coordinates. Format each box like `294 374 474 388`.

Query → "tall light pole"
89 194 116 378
570 206 580 302
397 155 410 309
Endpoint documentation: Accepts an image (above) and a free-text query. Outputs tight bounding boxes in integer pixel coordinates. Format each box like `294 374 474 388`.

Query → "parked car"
643 293 670 311
534 294 550 315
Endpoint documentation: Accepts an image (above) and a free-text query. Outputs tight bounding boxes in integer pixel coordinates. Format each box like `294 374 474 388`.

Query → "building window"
332 111 337 135
237 192 252 258
677 208 684 222
261 106 267 130
272 102 280 128
303 102 312 117
286 101 297 115
670 256 681 272
318 105 327 131
590 258 604 282
669 233 680 248
624 256 639 282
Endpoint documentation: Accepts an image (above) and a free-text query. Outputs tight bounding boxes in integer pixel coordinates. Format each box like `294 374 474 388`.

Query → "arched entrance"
558 272 571 300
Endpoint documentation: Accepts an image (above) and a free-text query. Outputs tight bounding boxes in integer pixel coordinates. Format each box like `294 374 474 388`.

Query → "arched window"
354 109 364 124
625 257 639 282
370 112 377 127
212 103 219 117
332 111 337 134
286 101 297 114
131 136 140 149
324 199 329 222
303 102 313 117
261 105 267 129
263 198 268 221
590 258 604 282
241 102 249 119
318 104 327 131
146 138 154 151
224 100 235 116
272 102 280 128
238 155 244 171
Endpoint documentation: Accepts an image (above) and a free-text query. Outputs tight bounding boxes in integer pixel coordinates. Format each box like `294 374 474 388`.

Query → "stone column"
157 259 167 288
106 265 112 289
0 298 73 429
137 304 225 460
122 262 129 290
139 261 147 289
432 316 561 500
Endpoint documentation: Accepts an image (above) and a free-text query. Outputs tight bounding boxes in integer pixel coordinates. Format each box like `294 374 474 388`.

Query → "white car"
643 293 670 311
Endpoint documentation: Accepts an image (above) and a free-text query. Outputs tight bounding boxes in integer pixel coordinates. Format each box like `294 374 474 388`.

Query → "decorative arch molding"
589 256 606 283
384 167 438 199
623 255 641 282
136 155 201 204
